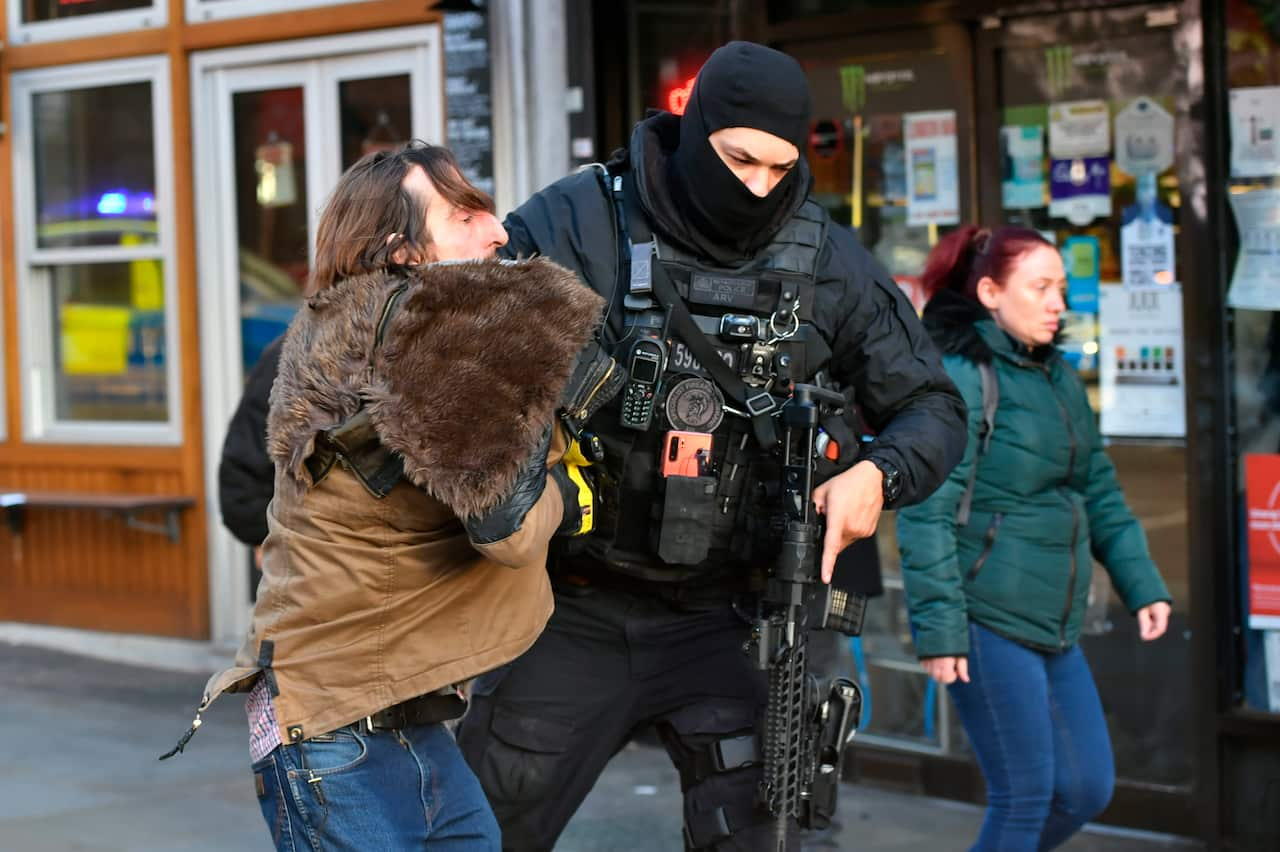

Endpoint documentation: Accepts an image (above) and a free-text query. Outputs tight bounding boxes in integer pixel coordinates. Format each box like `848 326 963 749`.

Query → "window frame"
7 1 165 46
12 56 181 445
185 0 351 24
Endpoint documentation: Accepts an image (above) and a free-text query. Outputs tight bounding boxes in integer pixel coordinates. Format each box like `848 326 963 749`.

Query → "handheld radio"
619 336 666 431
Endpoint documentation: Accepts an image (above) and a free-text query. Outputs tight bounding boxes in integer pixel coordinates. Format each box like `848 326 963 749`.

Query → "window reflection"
51 262 167 423
34 82 157 250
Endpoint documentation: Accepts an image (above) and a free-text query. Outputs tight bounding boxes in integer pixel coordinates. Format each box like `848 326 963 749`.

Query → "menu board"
445 9 495 198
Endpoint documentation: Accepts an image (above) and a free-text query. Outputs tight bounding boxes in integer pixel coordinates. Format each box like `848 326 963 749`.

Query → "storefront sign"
445 10 495 197
1229 86 1280 178
1048 99 1111 159
1001 125 1046 209
1113 96 1174 177
1098 283 1185 438
1245 454 1280 631
1226 187 1280 311
1049 156 1111 226
1062 235 1100 313
1121 176 1176 288
903 110 960 226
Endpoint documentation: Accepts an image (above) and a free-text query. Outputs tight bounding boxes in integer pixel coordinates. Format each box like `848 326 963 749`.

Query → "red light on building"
666 75 697 115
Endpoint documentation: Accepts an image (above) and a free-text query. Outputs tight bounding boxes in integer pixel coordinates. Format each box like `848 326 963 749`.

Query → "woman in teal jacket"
896 225 1172 851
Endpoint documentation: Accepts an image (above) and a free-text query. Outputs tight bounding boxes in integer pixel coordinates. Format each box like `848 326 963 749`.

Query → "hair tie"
973 228 993 257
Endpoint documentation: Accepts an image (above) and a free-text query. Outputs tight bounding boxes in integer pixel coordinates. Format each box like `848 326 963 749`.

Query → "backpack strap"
956 360 998 527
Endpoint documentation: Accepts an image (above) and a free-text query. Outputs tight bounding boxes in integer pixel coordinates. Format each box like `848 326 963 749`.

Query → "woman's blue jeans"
252 720 500 851
947 622 1115 852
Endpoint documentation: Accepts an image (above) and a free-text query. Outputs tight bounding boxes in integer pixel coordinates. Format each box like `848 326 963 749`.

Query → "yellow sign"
61 304 131 376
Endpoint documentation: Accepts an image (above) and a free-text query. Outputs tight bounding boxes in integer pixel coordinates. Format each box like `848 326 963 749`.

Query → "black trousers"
457 582 797 852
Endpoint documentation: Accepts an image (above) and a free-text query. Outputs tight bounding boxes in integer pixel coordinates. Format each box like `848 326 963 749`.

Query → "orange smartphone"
662 431 713 478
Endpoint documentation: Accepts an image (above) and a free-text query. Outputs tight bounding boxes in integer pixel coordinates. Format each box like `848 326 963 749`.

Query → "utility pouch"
560 340 625 439
655 475 717 565
309 409 404 499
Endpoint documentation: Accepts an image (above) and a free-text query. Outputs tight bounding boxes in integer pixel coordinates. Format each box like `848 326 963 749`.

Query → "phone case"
662 431 713 478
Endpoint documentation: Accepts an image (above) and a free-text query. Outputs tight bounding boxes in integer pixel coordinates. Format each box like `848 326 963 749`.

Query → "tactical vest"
569 167 852 584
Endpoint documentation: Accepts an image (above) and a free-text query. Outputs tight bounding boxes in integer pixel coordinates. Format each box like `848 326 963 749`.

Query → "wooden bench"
0 492 196 544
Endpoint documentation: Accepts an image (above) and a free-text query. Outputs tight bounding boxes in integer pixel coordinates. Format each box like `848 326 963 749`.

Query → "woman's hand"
813 460 885 584
1137 601 1171 641
921 656 970 685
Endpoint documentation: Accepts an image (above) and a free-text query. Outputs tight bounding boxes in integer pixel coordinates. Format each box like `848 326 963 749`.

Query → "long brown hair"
307 140 494 295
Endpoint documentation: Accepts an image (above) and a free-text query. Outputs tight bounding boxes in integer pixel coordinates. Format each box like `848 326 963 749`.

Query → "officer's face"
402 164 508 262
977 244 1067 348
708 127 800 197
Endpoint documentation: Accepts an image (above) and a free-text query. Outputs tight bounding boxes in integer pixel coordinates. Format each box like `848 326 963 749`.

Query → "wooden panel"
182 0 442 51
0 463 205 637
5 28 169 71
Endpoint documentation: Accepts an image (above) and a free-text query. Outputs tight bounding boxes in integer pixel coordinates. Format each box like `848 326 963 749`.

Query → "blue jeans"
948 622 1115 852
252 721 500 851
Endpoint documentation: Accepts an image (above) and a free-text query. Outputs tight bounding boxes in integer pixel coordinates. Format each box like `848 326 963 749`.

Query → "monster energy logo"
1045 45 1073 98
840 65 865 114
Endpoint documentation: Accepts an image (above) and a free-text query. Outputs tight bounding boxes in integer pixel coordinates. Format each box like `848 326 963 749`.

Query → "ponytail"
921 225 1054 303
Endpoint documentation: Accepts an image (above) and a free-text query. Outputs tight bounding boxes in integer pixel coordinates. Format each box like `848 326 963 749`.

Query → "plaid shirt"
246 678 282 763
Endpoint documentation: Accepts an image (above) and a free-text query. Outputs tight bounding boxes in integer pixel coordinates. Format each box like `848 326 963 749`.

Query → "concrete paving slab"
0 642 1202 852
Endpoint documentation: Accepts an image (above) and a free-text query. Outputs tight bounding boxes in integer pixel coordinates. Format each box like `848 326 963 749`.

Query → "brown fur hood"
267 258 604 519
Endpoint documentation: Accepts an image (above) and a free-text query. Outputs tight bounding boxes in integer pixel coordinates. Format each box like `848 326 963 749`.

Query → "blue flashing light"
140 193 155 213
97 192 127 216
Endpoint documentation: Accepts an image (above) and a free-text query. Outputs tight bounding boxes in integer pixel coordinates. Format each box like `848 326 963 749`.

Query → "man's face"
402 164 508 261
708 127 800 197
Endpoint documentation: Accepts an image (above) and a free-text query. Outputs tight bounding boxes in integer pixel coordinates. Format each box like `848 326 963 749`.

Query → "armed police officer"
457 42 967 850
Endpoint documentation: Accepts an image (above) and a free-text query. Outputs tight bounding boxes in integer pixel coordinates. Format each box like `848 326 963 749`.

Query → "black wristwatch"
866 456 903 507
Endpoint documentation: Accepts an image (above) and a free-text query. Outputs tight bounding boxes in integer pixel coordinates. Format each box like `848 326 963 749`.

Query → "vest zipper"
966 512 1003 581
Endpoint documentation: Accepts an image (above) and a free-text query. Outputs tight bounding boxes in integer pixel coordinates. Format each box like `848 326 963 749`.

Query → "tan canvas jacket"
198 258 603 743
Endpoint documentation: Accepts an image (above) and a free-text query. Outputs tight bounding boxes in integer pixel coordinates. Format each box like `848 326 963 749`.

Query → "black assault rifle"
747 383 866 852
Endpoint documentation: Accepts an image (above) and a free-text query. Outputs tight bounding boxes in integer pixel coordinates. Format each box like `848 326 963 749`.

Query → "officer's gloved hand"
464 426 554 545
549 437 596 537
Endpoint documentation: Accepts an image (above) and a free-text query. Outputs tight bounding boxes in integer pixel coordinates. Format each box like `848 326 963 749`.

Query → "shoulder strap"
956 360 998 527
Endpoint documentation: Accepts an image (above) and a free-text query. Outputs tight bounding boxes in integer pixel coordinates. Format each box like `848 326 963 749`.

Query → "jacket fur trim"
268 258 604 519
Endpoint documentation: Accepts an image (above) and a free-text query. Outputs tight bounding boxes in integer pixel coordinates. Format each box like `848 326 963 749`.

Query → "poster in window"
903 110 959 226
1098 283 1185 438
1113 96 1174 177
1001 125 1046 209
1227 187 1280 311
1049 156 1112 226
1121 173 1176 288
1048 99 1110 159
1245 454 1280 632
1229 86 1280 179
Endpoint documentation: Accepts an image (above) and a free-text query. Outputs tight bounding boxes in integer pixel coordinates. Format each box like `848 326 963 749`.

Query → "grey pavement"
0 642 1202 851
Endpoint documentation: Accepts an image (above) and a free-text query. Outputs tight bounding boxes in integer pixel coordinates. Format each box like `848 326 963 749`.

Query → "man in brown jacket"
164 143 610 851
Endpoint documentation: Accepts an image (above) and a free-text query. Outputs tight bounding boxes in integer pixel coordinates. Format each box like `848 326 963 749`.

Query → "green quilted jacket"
896 290 1171 657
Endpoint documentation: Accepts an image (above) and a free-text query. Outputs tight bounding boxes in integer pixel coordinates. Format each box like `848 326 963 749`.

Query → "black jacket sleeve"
498 168 618 300
815 224 967 507
217 336 283 546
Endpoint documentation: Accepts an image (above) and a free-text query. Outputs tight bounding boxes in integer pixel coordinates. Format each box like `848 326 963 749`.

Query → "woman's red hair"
921 225 1055 302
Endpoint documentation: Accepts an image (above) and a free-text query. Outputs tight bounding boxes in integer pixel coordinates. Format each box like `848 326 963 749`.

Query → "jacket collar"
921 288 1058 369
267 259 603 519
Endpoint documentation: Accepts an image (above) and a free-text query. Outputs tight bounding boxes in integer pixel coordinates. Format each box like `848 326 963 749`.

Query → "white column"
488 0 569 216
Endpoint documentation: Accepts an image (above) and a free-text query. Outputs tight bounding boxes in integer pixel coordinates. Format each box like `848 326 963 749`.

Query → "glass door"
976 5 1195 804
192 28 443 643
788 25 978 758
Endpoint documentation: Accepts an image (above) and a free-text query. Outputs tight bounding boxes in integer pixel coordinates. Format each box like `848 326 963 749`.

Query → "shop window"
8 0 164 45
12 58 179 444
1225 0 1280 715
186 0 350 24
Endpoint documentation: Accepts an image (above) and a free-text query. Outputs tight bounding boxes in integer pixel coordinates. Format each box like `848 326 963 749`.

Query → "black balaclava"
668 41 812 260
